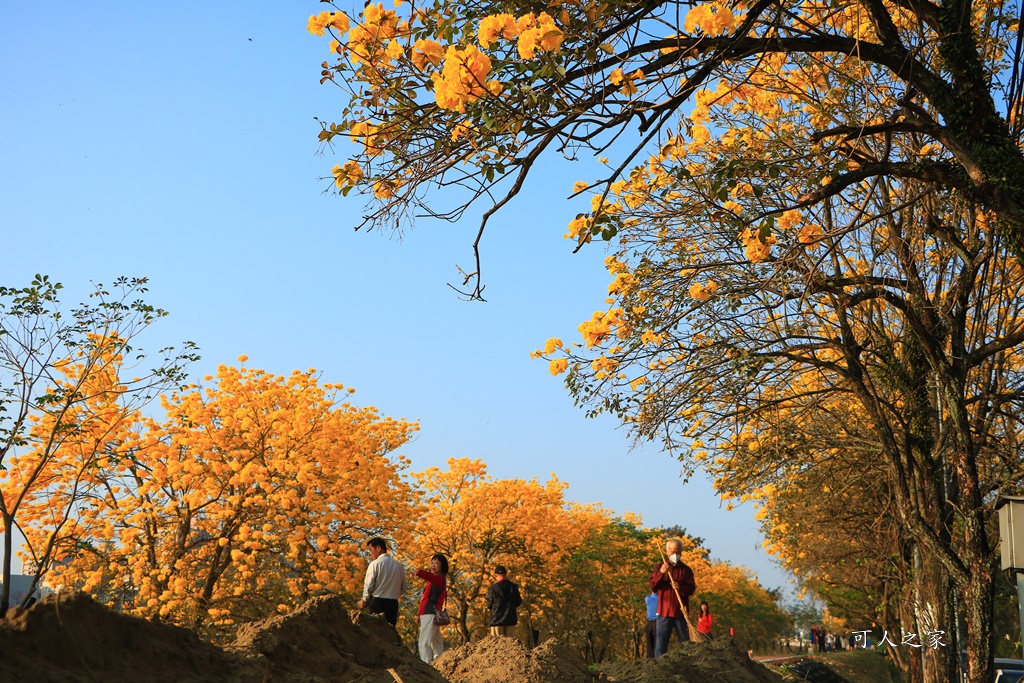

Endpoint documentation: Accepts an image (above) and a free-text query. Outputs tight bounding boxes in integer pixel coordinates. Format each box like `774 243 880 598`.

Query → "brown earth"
599 637 785 683
1 594 786 683
0 592 442 683
432 635 599 683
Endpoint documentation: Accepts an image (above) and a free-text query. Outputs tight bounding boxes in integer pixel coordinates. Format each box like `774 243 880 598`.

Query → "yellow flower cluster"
608 272 635 294
578 308 624 347
604 255 628 274
688 280 719 301
591 356 618 378
549 358 569 375
478 13 519 48
331 161 363 188
640 329 663 345
684 4 736 36
565 215 592 239
476 12 563 58
412 39 445 70
529 337 564 360
777 209 801 230
609 68 644 96
797 223 825 245
516 13 564 58
346 3 401 67
431 44 502 112
308 11 350 37
740 226 776 262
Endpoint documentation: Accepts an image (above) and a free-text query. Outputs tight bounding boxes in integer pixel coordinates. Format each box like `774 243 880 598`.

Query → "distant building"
0 574 52 606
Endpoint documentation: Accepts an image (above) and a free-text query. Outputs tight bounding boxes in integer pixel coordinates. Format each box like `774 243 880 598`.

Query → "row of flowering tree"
1 278 786 659
406 458 788 661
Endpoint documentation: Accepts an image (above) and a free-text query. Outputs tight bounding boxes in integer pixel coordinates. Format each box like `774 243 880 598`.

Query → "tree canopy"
310 0 1024 680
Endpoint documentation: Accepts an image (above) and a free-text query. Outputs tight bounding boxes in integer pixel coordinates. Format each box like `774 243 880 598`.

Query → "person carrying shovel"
649 538 696 658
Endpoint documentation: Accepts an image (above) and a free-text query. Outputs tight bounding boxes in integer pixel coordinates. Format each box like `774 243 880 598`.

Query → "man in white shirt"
360 537 406 626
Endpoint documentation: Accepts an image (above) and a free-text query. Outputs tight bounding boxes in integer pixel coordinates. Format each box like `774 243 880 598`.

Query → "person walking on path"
485 565 522 637
414 553 449 663
360 537 406 626
697 601 713 640
645 590 659 658
649 538 696 658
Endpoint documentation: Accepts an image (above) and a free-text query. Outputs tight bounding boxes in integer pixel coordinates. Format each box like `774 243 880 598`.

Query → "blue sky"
0 1 792 595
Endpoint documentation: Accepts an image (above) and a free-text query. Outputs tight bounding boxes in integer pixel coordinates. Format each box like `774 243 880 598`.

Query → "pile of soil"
0 591 258 683
599 637 785 683
0 592 444 683
229 594 448 683
0 594 814 683
433 635 599 683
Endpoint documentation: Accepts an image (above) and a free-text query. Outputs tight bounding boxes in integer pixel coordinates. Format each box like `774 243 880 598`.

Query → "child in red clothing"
697 601 713 640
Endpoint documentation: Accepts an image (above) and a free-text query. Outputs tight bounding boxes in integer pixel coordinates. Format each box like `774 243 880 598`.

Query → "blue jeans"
655 616 689 657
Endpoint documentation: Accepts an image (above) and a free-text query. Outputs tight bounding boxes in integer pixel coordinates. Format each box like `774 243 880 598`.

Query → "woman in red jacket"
416 553 449 662
697 601 713 640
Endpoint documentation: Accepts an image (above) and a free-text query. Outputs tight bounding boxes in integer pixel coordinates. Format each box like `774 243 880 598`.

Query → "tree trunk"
1 512 12 615
961 563 995 683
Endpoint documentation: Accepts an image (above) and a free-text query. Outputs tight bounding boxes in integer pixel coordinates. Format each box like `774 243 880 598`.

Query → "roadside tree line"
0 277 785 662
307 0 1024 680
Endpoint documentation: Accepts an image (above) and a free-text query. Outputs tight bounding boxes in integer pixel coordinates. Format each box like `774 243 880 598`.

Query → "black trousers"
646 619 657 658
368 597 399 626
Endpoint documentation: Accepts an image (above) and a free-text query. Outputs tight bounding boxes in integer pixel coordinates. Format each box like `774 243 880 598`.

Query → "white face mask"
669 553 680 564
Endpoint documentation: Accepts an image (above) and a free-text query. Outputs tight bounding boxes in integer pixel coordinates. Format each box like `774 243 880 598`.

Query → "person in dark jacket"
485 565 522 637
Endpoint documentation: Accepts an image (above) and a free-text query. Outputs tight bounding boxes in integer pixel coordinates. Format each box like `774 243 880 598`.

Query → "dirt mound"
0 591 259 683
229 594 448 683
433 635 598 683
0 592 446 683
599 638 784 683
0 593 792 683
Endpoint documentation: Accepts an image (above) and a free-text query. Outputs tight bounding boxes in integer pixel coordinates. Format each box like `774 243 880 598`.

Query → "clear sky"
0 1 793 595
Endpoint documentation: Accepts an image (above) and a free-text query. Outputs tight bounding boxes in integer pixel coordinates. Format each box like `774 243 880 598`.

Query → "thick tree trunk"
916 555 953 683
961 568 995 683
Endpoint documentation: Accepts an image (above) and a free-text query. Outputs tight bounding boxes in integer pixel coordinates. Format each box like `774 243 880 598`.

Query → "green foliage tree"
0 276 197 614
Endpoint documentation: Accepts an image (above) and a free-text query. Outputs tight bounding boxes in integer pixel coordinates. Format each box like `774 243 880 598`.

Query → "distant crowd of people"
359 536 709 663
810 625 859 652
